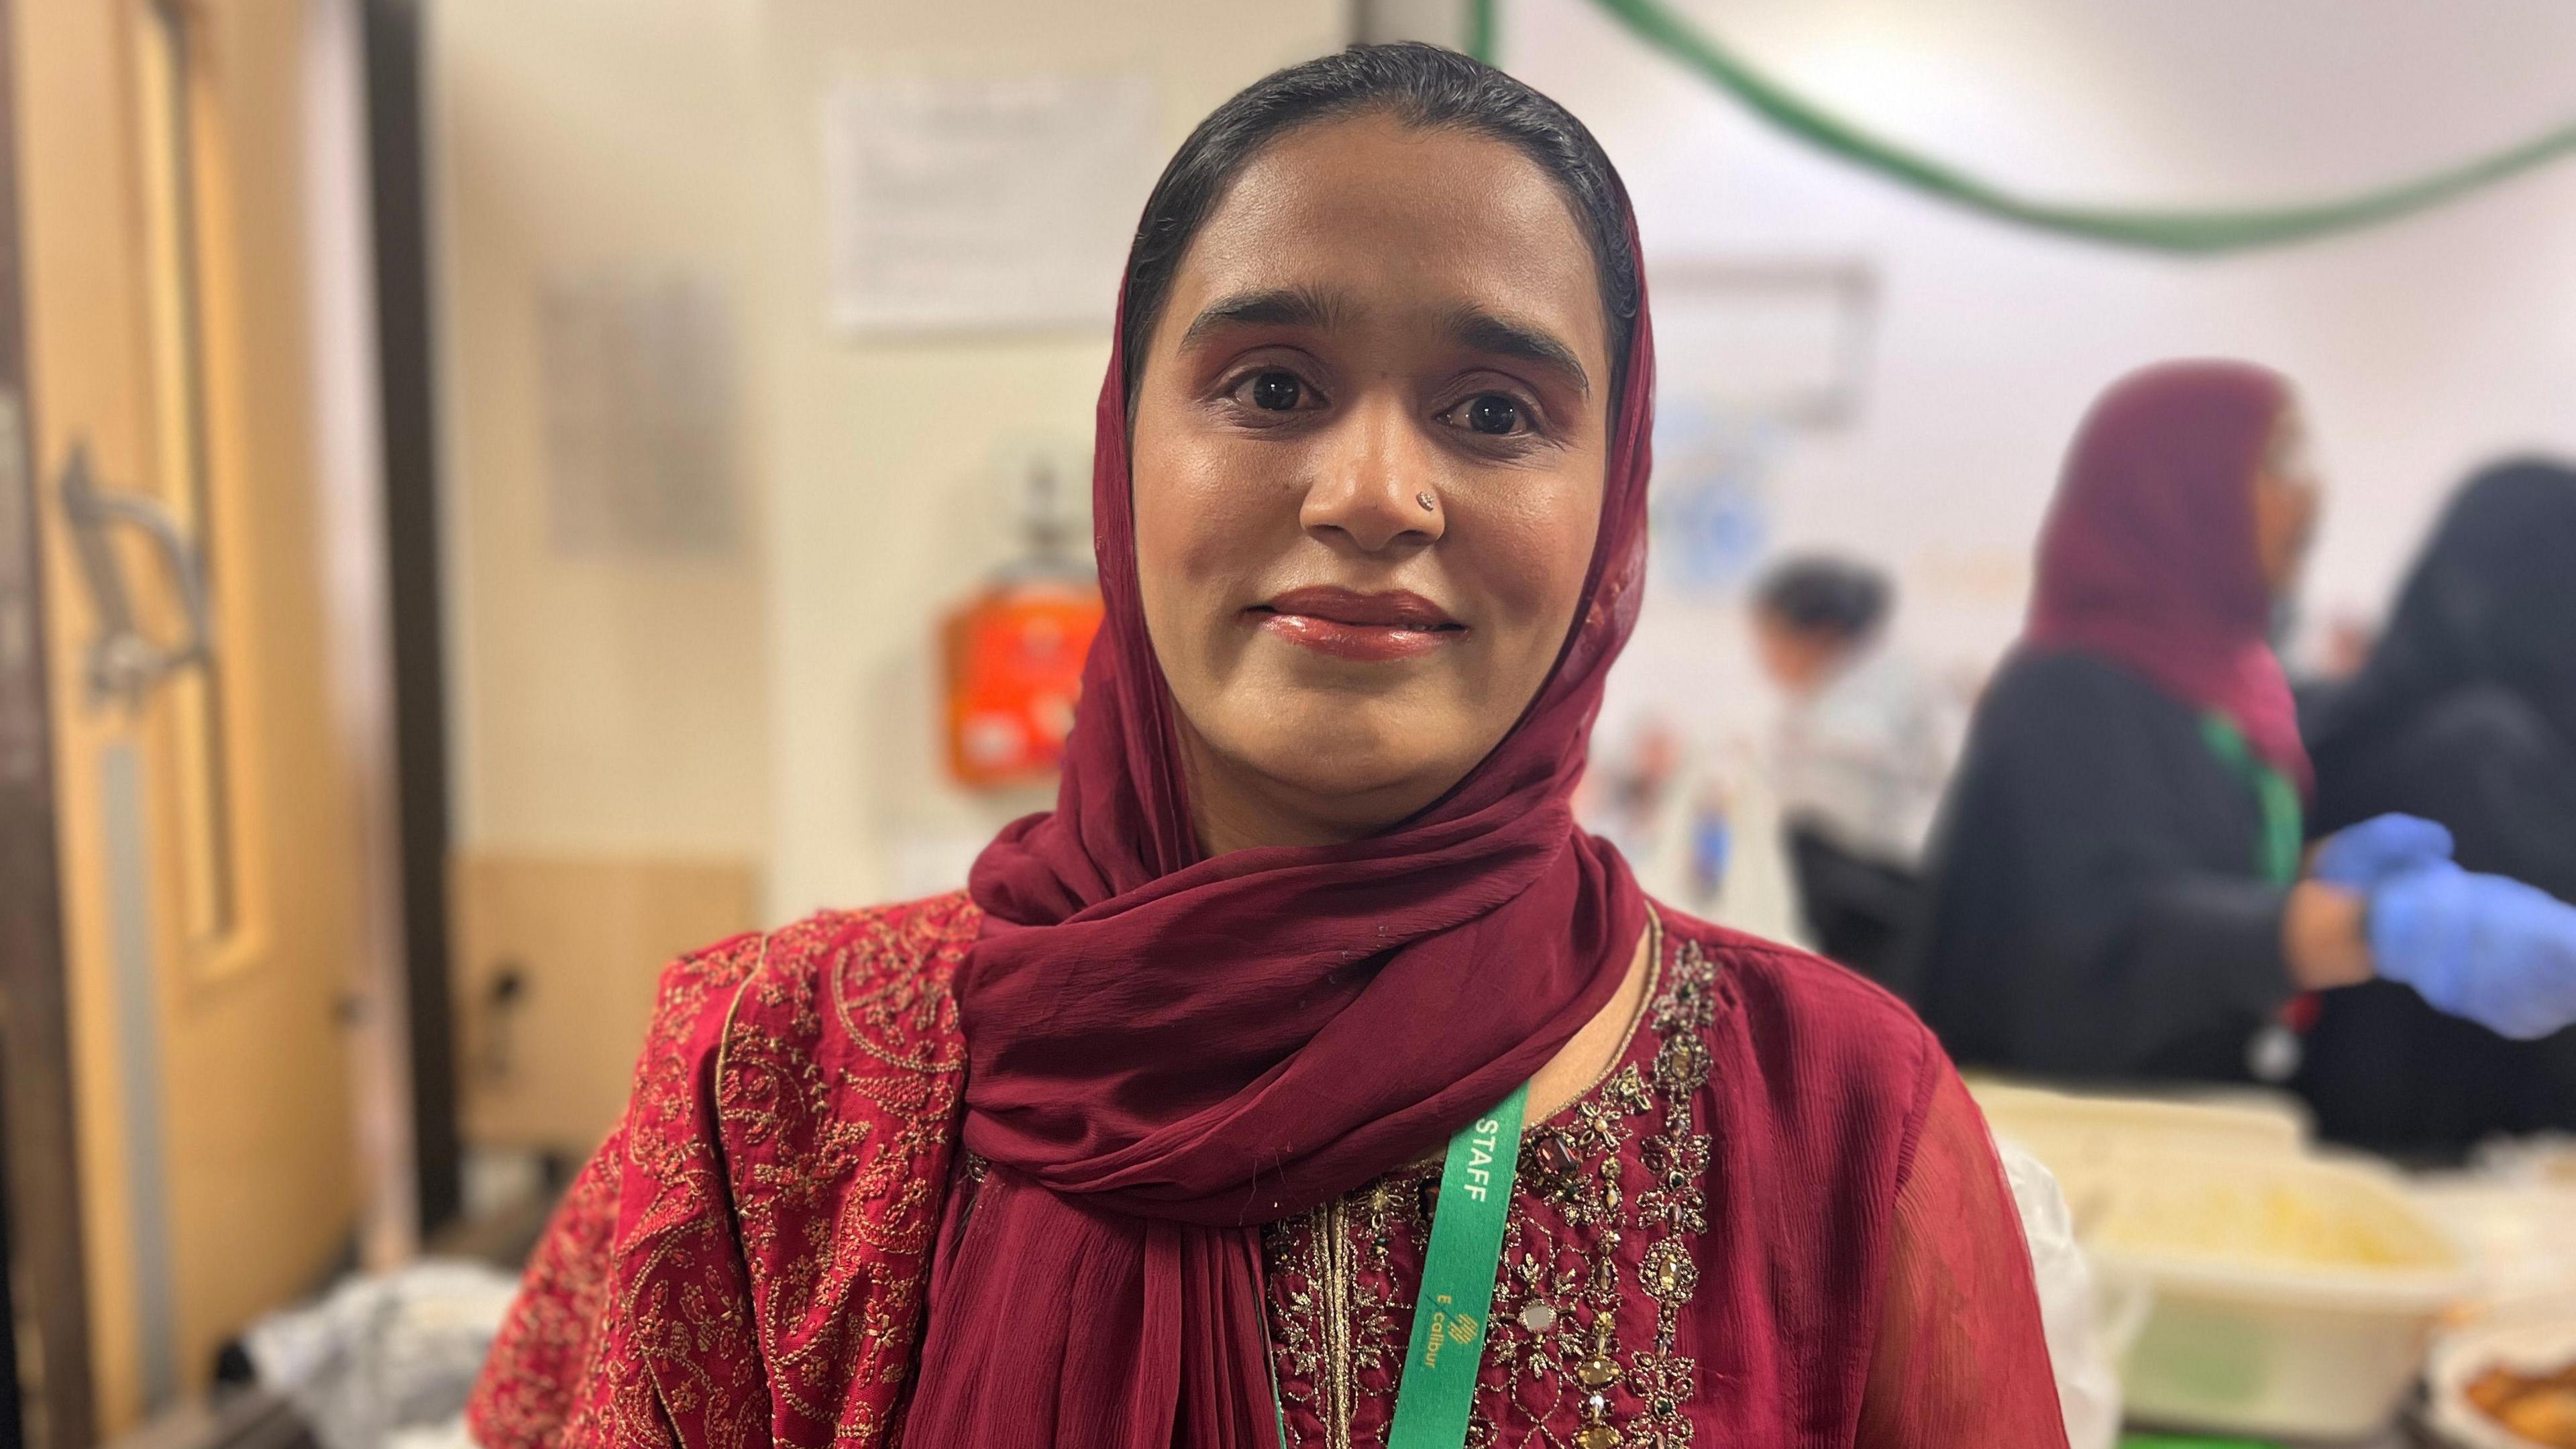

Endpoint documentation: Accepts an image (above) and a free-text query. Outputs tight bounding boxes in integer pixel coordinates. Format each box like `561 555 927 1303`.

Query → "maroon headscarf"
2025 359 2312 790
900 222 1657 1440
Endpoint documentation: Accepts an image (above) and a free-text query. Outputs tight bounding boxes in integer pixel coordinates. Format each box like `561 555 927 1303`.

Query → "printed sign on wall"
824 72 1158 334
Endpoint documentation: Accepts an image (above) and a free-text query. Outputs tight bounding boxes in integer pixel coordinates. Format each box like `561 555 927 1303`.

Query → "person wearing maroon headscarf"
469 46 2068 1449
1913 361 2576 1148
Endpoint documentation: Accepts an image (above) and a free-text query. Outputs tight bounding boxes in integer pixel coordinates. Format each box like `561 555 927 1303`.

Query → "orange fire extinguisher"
941 464 1102 788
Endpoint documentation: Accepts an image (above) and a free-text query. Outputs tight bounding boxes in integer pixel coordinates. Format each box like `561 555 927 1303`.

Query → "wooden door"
13 0 385 1430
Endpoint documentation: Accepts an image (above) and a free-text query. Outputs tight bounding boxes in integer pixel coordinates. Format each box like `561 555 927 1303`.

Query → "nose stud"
1416 491 1438 513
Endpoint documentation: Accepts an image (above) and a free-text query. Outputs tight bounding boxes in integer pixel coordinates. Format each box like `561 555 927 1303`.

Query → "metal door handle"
58 443 213 706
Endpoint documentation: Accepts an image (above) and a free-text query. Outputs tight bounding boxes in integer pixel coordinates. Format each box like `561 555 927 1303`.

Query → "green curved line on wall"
1472 0 2576 254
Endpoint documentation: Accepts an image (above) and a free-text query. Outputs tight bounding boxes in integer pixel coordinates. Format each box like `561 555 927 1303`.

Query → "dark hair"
1118 43 1640 409
1756 555 1893 641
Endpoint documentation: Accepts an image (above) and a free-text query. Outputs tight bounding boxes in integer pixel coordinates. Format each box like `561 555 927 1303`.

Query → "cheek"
1458 475 1602 663
2294 488 2322 539
2253 485 2313 568
1130 417 1297 654
1752 628 1788 682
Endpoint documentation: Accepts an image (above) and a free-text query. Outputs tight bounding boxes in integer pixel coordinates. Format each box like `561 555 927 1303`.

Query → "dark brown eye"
1464 394 1521 435
1250 372 1303 411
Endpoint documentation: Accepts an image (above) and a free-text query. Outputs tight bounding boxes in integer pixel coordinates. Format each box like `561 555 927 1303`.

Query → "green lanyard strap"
1383 1083 1530 1449
2198 713 2304 886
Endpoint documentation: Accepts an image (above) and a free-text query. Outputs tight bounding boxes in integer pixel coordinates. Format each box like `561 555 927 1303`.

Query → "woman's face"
2253 403 2323 597
1129 113 1613 851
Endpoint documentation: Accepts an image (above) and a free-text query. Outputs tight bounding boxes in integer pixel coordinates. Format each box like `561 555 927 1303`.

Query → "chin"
1221 705 1472 814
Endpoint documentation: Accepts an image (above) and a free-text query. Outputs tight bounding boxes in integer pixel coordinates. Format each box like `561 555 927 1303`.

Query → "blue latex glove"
2312 812 2454 889
2369 863 2576 1040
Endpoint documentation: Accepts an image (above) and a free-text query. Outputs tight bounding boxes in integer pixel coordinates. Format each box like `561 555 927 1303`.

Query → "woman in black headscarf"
2300 459 2576 1151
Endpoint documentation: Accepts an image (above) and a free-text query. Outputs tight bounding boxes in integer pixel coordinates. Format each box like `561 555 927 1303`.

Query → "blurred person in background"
1752 554 1953 987
470 46 2065 1449
1913 360 2576 1153
2297 460 2576 1149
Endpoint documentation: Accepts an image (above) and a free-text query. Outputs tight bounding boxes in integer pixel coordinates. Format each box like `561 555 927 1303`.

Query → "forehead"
1161 113 1611 364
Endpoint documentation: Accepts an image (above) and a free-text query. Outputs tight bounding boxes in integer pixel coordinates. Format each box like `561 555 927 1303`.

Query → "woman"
2308 460 2576 898
470 46 2065 1448
1912 362 2576 1146
2297 461 2576 1148
1752 555 1953 987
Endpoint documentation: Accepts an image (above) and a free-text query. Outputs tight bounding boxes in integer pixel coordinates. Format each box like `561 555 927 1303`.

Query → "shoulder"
621 892 982 1173
1817 641 1930 715
1960 651 2192 786
726 890 984 999
1650 907 1960 1267
1654 904 1940 1113
643 891 980 1027
1660 905 1931 1049
1983 647 2178 726
702 890 982 1073
1805 660 1912 744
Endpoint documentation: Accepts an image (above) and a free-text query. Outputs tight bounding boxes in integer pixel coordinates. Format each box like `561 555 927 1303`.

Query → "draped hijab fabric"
2023 359 2310 790
2308 458 2576 757
899 215 1658 1439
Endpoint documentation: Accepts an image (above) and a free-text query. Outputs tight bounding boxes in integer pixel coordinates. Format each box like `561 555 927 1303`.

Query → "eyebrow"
1443 305 1591 398
1179 286 1348 348
1176 286 1593 398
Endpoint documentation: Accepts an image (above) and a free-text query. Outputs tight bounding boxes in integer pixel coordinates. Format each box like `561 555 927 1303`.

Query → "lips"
1248 586 1466 662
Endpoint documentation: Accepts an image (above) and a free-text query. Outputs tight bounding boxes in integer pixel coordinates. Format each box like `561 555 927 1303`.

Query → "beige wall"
429 0 773 863
429 0 1348 920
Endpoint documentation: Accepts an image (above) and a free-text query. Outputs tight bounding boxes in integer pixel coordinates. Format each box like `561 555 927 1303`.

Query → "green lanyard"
1264 1085 1530 1447
2198 713 2304 885
1381 1083 1530 1449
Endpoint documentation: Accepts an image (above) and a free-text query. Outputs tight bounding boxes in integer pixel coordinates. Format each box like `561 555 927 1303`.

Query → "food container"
2424 1297 2576 1449
2081 1146 2470 1440
1968 1080 2307 1173
1968 1082 2473 1439
2412 1179 2576 1311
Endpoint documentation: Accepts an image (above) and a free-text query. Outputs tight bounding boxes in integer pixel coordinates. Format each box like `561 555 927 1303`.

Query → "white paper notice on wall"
824 72 1157 334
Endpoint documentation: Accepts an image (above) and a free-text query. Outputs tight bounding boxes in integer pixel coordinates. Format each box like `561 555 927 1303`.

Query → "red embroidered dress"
468 896 2066 1449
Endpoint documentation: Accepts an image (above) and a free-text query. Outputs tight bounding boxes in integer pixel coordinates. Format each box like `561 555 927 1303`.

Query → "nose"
1298 392 1444 554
